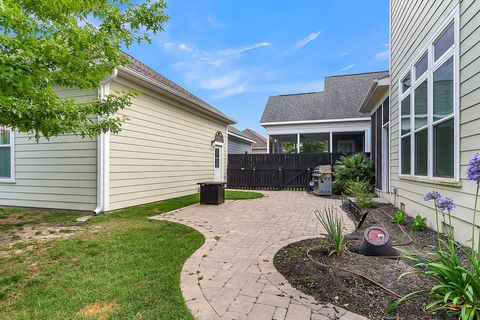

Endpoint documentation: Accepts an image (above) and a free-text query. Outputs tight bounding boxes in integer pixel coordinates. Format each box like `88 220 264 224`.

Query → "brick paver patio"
150 191 367 320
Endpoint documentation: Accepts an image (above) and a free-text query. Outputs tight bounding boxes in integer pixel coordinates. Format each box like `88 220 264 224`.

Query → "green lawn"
0 190 263 320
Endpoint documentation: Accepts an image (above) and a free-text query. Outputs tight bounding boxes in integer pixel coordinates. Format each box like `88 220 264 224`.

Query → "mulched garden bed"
274 202 453 320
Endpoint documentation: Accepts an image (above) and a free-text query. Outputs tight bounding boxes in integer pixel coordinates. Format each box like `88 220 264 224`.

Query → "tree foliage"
0 0 169 139
301 140 328 153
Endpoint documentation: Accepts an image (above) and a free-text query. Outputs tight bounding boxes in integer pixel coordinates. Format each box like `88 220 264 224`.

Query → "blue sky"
127 0 390 135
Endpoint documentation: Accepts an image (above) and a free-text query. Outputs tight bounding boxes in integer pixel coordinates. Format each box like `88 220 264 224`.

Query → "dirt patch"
0 208 55 224
77 302 118 320
0 207 89 250
274 203 452 320
0 225 84 247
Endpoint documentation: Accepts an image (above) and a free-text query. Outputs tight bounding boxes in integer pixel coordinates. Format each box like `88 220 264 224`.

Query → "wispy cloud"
207 16 225 27
199 72 242 90
375 50 389 61
161 41 272 99
220 42 272 56
211 80 325 99
375 44 390 61
257 80 324 94
286 31 321 54
337 64 356 73
338 51 350 57
212 84 249 99
163 42 193 52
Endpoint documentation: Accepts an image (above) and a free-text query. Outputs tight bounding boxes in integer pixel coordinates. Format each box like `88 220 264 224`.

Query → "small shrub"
392 210 406 225
411 214 427 231
314 207 344 257
388 157 480 320
332 153 374 194
346 180 375 208
387 242 480 319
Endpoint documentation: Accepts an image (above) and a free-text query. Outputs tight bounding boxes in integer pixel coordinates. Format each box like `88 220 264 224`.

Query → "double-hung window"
0 127 13 180
399 11 458 181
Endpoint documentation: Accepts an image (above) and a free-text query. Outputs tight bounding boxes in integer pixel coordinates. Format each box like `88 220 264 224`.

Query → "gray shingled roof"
122 52 235 123
261 71 389 123
228 126 255 143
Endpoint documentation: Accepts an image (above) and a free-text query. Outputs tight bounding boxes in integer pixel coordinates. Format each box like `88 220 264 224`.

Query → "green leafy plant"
332 153 374 194
301 140 328 153
387 242 480 319
387 153 480 319
0 0 169 139
346 180 375 208
392 210 406 225
314 207 344 257
411 214 427 231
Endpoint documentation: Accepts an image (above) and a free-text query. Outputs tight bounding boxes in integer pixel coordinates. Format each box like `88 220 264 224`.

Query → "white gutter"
227 132 256 144
261 117 369 126
359 76 390 113
93 68 118 215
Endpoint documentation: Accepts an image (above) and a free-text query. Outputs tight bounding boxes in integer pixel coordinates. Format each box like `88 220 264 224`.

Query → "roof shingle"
242 129 267 148
228 126 255 143
260 71 388 123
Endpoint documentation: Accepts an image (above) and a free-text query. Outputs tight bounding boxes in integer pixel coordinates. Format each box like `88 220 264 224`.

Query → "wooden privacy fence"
227 153 364 190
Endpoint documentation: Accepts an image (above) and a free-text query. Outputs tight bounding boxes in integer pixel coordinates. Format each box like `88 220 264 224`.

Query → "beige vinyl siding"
0 88 98 211
108 77 228 210
390 0 480 245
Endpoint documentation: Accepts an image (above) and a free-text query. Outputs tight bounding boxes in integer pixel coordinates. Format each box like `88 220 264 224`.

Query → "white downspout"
93 68 118 215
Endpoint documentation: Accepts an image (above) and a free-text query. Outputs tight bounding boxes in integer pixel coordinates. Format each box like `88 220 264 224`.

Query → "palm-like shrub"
332 153 374 194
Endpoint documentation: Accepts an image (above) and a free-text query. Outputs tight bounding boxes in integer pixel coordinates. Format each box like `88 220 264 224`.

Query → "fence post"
306 168 311 190
278 168 283 190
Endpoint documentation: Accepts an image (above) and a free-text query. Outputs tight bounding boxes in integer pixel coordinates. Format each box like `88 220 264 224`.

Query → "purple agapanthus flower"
424 191 441 201
435 197 456 212
467 153 480 182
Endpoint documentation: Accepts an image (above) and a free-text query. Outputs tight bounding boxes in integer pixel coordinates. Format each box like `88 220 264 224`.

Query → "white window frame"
0 127 15 182
398 6 460 183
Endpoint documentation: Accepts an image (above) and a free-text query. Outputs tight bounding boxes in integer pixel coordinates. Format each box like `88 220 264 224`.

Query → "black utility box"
197 182 227 205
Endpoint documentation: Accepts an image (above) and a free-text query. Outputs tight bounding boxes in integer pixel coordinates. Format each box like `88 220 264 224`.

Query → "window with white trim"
399 14 458 180
0 127 13 180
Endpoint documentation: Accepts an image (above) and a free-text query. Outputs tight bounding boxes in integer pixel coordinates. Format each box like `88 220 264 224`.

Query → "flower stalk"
473 182 479 255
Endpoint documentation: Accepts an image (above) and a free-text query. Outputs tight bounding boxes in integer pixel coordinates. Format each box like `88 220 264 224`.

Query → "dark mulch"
274 203 453 320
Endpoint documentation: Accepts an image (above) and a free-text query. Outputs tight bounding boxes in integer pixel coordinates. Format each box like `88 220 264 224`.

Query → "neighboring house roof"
359 75 390 113
260 71 389 124
242 129 267 149
121 52 235 124
228 126 256 144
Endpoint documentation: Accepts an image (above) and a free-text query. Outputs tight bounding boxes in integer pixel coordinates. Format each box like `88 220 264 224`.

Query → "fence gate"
227 153 348 190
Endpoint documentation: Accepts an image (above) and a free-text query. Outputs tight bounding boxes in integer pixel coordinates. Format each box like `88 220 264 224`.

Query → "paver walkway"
151 191 367 320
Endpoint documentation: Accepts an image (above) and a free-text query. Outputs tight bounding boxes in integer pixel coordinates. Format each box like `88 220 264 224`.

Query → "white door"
214 145 223 182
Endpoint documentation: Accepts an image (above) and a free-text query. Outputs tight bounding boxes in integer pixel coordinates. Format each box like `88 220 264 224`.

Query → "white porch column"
329 132 333 153
365 129 371 153
296 133 300 153
266 134 270 154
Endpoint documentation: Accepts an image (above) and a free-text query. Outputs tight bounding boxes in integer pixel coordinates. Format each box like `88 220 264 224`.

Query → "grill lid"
312 165 332 176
